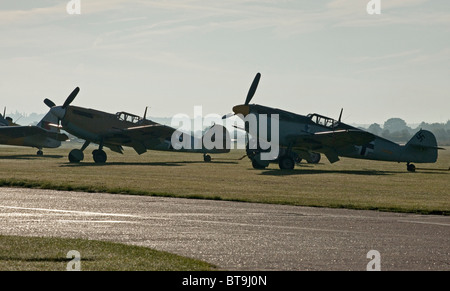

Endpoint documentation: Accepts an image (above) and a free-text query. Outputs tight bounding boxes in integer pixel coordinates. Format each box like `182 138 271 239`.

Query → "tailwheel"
279 156 295 170
37 150 43 156
407 163 416 172
69 149 84 163
93 149 107 163
203 154 211 162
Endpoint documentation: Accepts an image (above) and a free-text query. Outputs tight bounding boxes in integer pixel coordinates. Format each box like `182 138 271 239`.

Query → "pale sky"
1 0 449 125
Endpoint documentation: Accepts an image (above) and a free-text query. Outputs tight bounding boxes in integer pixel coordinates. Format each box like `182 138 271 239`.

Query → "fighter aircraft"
0 108 68 155
226 73 442 172
43 87 230 163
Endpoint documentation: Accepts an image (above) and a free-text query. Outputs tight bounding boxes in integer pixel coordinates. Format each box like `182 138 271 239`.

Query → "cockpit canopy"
116 112 143 124
307 113 338 129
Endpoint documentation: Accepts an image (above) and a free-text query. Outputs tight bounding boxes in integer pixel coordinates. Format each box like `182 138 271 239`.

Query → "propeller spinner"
44 87 80 120
223 73 261 119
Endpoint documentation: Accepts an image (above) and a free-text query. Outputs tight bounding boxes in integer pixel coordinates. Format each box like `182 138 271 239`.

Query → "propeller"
44 98 56 108
44 87 80 124
221 112 234 119
44 87 79 109
245 72 261 105
0 107 8 126
63 87 80 109
222 72 261 120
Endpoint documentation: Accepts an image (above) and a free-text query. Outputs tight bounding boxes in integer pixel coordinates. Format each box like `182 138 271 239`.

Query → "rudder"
404 130 439 163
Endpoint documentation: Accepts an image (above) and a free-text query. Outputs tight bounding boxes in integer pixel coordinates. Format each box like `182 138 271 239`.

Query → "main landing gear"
407 162 416 172
277 145 298 170
278 156 295 170
203 153 211 162
68 140 107 163
249 148 321 170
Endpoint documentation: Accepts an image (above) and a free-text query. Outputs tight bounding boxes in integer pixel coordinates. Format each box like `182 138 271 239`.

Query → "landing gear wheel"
252 159 267 169
279 156 295 170
407 163 416 172
37 150 43 156
307 152 321 164
93 149 107 163
69 149 84 163
203 154 211 162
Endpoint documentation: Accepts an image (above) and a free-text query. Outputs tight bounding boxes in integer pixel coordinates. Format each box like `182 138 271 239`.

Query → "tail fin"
404 130 440 163
37 112 60 133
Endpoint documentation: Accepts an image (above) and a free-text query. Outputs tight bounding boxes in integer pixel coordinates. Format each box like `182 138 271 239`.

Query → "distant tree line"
364 118 450 145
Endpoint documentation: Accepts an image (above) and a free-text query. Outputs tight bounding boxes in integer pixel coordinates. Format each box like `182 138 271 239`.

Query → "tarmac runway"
0 187 449 270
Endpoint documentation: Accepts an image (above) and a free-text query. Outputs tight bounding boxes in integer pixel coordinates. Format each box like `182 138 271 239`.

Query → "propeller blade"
44 98 56 108
222 113 234 119
245 73 261 105
62 87 80 109
232 124 245 131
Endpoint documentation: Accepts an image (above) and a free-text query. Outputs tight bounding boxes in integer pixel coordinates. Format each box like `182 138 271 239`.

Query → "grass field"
0 235 215 271
0 144 449 270
1 143 449 215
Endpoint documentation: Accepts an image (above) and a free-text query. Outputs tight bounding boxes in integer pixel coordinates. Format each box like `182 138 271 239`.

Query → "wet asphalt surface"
0 187 449 270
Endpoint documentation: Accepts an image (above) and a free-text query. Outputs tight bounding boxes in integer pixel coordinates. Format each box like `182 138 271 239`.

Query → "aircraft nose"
232 104 250 116
50 106 66 120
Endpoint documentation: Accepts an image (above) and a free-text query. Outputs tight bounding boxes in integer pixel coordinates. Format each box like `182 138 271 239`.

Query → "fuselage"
59 106 229 154
61 106 157 143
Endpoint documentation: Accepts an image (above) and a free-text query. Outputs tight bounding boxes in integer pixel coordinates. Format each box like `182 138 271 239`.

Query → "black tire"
407 163 416 172
307 152 321 164
203 154 211 162
252 159 266 169
93 149 107 163
279 156 295 170
69 149 84 163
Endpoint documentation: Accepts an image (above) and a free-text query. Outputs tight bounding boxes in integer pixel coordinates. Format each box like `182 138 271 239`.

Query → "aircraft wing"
102 124 177 154
123 124 176 138
287 129 375 163
0 126 68 141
